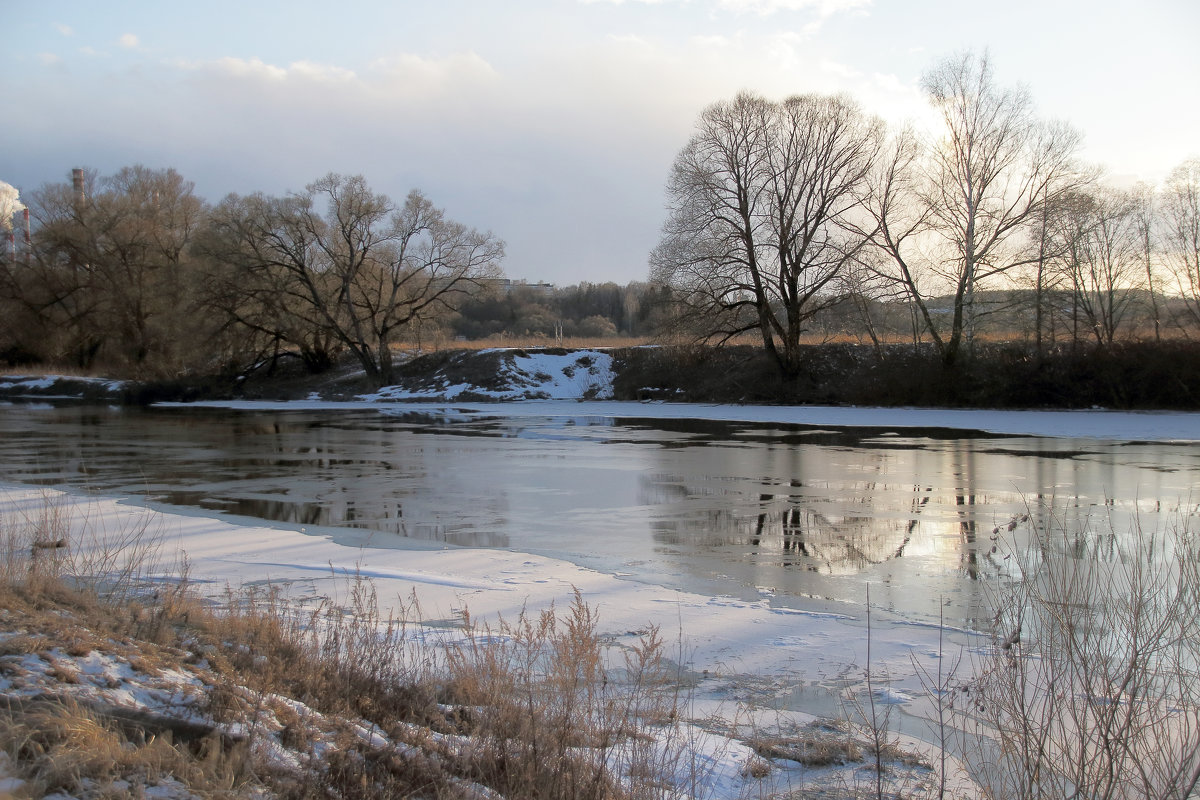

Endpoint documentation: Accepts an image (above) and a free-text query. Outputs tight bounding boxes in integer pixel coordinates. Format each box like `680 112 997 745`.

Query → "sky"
2 0 1197 286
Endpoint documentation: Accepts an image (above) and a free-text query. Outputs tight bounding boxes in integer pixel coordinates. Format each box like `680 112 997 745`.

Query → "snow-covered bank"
0 482 978 796
0 483 956 714
0 374 127 402
365 349 616 401
171 398 1200 442
0 484 918 682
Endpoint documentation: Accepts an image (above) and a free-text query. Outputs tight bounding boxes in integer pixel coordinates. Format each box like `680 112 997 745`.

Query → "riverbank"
2 399 1198 796
0 483 963 798
5 341 1200 410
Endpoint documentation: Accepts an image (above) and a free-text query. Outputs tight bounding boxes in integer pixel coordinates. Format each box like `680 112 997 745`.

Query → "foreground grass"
0 502 696 799
5 490 1200 799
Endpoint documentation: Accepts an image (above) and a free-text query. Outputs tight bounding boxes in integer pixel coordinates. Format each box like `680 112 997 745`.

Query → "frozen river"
1 402 1197 629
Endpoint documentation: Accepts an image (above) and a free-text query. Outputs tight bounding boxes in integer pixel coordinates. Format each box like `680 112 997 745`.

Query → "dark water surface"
1 404 1196 626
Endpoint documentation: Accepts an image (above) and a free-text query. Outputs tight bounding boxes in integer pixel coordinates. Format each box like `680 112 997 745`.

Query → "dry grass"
441 592 681 800
749 721 863 769
0 499 684 800
412 335 655 352
0 696 253 798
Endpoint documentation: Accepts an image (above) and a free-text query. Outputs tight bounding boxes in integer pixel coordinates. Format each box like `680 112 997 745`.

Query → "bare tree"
201 174 504 387
651 91 884 378
1132 185 1162 342
197 191 342 374
1054 188 1144 347
868 52 1089 365
5 166 209 373
1161 157 1200 332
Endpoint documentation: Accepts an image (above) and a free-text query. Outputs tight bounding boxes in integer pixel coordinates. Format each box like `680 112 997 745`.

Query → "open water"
0 403 1196 628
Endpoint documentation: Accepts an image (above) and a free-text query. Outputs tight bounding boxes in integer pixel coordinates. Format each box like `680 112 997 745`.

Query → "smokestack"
23 208 30 266
72 168 86 207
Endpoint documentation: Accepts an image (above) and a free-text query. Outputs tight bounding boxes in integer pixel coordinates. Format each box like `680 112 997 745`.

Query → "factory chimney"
23 208 31 266
72 168 86 209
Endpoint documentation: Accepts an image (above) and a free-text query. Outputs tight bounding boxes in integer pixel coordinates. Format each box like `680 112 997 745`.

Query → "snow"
0 482 962 797
223 345 1200 440
0 375 124 391
5 355 1197 795
0 376 58 390
173 397 1200 442
363 349 616 401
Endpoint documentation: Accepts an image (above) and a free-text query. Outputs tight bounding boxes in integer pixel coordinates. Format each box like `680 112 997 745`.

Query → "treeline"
447 280 673 341
3 50 1199 392
0 169 503 387
651 51 1200 378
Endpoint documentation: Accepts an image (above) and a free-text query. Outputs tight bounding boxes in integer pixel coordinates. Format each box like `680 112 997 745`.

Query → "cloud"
283 60 357 83
182 56 287 81
118 33 139 49
366 52 497 88
820 59 862 79
38 53 63 66
577 0 870 13
691 34 734 47
717 0 870 15
54 23 74 37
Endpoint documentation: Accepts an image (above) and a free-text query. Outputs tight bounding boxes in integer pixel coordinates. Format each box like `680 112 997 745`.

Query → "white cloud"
54 23 74 37
606 32 657 50
365 52 498 96
717 0 870 15
286 60 357 83
118 33 139 49
38 52 63 66
820 59 862 79
690 33 734 47
194 57 287 81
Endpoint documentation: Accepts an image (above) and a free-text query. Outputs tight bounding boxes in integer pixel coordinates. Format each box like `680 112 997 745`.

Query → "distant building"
480 278 556 296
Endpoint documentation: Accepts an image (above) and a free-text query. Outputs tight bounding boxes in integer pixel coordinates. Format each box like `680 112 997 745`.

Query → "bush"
962 507 1200 798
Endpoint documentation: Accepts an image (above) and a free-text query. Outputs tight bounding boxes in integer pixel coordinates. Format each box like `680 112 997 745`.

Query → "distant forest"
0 159 1197 390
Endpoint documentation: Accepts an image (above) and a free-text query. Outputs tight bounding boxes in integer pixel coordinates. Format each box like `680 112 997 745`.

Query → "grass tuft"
0 499 685 799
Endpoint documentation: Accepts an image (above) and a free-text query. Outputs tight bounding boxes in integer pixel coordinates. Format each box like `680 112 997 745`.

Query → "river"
1 402 1196 630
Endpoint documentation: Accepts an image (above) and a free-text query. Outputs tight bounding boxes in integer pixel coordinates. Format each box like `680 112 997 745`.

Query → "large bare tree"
202 174 504 387
1162 157 1200 332
867 52 1088 365
651 91 884 378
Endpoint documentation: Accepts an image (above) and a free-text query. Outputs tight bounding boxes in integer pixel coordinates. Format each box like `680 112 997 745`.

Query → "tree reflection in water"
646 476 943 576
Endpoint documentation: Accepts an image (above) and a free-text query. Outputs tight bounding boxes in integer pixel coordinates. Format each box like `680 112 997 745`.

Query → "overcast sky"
2 0 1197 285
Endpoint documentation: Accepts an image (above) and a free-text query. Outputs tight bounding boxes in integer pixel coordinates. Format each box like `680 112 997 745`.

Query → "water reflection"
645 477 930 575
0 404 1195 625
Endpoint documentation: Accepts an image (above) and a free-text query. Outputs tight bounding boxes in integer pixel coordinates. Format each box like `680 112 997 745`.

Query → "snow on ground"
0 485 908 685
363 349 616 401
0 374 126 400
0 482 973 797
335 346 1197 440
5 355 1196 793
